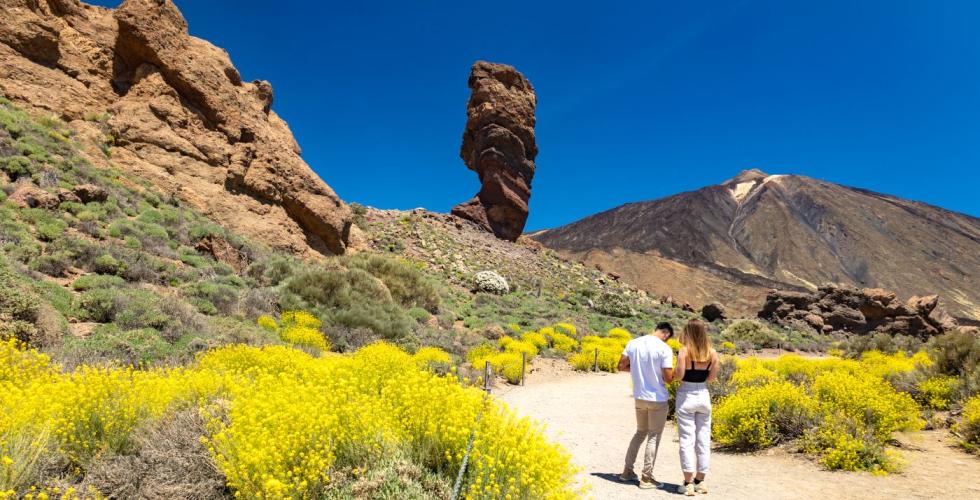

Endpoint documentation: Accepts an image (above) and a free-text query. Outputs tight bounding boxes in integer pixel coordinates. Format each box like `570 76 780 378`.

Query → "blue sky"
91 0 980 229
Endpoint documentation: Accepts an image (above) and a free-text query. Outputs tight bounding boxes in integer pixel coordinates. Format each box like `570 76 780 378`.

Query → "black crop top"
681 356 712 383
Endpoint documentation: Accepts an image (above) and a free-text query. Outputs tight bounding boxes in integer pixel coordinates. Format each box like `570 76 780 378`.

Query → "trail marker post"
452 363 493 500
593 348 599 372
520 352 526 386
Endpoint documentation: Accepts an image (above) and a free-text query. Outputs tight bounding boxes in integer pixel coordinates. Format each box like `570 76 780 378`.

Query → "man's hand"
618 355 630 372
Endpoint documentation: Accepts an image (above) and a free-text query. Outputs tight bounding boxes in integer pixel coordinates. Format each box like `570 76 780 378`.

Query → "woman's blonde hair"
682 320 712 363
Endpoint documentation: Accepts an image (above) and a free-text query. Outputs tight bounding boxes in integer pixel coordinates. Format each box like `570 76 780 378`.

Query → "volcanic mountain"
531 169 980 321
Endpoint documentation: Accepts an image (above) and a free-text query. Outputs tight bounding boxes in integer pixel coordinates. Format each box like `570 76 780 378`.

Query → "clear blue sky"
91 0 980 229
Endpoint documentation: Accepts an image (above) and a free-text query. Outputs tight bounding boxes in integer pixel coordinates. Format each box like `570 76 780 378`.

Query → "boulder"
701 303 726 322
0 0 352 257
56 188 81 203
451 61 537 241
8 183 58 209
803 313 825 330
906 295 939 316
195 234 245 274
862 288 896 305
757 283 956 337
72 184 108 203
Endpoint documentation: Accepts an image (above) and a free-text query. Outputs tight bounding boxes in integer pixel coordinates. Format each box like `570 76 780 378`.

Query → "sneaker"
619 468 638 483
678 482 695 496
638 476 661 489
694 481 708 494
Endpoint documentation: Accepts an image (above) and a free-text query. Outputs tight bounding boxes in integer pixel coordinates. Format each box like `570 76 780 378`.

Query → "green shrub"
593 292 633 317
282 267 412 340
407 307 431 323
929 329 980 397
76 288 118 323
113 290 172 331
70 325 173 365
36 218 67 242
93 253 121 275
722 320 784 349
344 253 440 312
183 282 240 315
32 251 72 277
0 155 32 178
71 274 125 291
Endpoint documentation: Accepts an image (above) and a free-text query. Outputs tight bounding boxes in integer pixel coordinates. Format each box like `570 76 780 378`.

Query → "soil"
498 370 980 500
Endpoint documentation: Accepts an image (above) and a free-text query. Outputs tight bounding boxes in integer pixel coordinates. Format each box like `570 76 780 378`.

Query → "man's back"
623 335 673 401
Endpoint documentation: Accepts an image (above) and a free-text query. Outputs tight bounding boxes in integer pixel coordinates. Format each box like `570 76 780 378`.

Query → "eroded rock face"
0 0 351 256
451 61 537 242
759 284 958 338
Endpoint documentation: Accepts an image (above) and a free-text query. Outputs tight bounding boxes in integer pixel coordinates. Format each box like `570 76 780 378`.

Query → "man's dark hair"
656 322 674 338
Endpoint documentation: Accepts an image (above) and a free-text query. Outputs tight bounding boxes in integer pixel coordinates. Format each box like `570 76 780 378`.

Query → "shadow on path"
590 472 683 495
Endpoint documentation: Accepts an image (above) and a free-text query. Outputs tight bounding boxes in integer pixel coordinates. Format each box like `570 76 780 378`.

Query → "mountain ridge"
532 170 980 320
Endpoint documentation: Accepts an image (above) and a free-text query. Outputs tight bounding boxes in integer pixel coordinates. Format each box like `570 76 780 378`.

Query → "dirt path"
497 370 980 500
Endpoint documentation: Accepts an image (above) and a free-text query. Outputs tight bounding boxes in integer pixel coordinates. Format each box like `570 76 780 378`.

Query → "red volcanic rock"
759 285 958 338
451 61 537 242
9 183 58 209
0 0 351 256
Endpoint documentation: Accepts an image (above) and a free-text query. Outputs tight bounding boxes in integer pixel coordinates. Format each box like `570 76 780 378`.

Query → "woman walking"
673 320 719 495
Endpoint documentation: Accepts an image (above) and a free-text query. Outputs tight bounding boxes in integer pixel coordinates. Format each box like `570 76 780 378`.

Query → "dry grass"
78 410 227 499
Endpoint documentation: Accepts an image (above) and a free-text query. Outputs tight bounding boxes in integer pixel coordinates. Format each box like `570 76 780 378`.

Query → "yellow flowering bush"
554 323 576 337
0 339 579 498
956 394 980 454
720 341 737 354
520 331 548 350
548 332 578 355
569 332 630 372
810 371 922 442
607 328 632 343
713 381 818 450
467 342 530 384
256 311 330 353
666 338 682 353
916 375 958 410
413 346 452 370
499 337 538 358
715 351 929 472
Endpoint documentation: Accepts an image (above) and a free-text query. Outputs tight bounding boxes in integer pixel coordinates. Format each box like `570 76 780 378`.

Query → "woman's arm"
706 349 721 382
673 348 687 383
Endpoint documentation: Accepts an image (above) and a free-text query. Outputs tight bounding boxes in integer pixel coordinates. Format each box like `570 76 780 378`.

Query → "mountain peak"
724 169 771 185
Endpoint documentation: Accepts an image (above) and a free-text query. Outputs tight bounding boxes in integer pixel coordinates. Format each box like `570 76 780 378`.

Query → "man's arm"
661 367 674 383
618 354 630 372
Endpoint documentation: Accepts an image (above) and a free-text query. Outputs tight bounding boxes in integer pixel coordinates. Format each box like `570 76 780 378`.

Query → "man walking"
618 322 675 489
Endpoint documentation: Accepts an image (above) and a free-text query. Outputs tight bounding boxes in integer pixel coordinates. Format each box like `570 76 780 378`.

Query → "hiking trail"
497 366 980 500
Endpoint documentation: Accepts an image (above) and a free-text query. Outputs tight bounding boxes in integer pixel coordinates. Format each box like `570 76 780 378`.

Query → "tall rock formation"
451 61 537 241
0 0 351 256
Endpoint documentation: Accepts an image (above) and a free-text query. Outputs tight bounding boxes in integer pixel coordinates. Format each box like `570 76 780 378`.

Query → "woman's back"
680 348 716 383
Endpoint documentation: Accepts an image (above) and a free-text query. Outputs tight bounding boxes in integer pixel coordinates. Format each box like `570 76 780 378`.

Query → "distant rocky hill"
0 0 351 256
532 169 980 321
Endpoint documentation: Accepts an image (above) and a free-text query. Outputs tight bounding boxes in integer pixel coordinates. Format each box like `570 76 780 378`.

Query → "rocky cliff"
533 169 980 321
0 0 351 256
452 61 537 242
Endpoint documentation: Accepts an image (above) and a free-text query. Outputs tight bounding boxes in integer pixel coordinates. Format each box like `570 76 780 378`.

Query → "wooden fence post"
521 352 526 386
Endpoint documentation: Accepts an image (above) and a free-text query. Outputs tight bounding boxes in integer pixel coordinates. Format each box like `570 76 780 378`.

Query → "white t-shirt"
623 335 674 402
